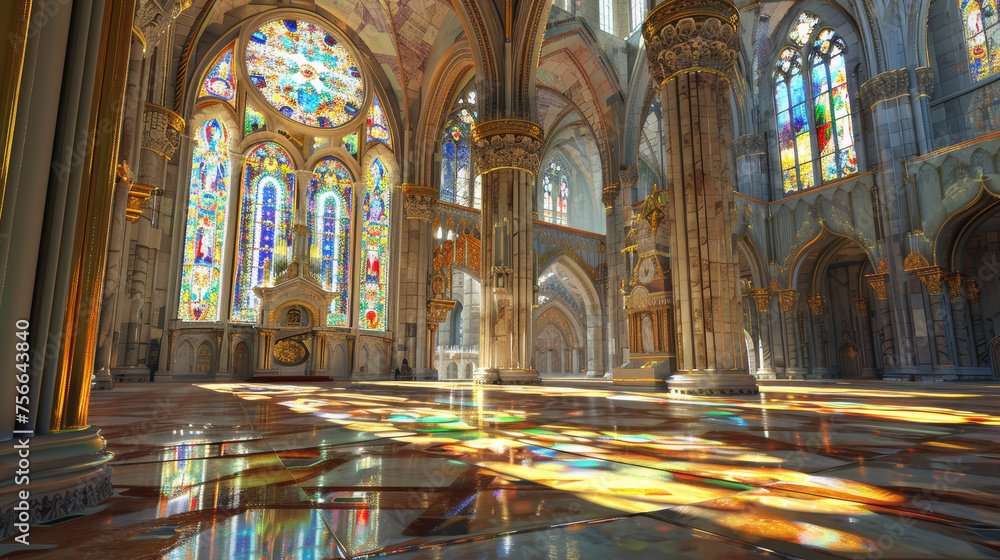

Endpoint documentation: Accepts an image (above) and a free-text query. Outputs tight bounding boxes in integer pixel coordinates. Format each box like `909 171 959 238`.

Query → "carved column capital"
943 272 964 299
471 119 543 176
619 164 638 190
401 184 437 222
142 103 185 160
859 68 910 112
602 183 620 214
853 297 869 317
427 298 457 324
749 288 772 312
732 134 766 159
778 289 799 312
642 0 740 84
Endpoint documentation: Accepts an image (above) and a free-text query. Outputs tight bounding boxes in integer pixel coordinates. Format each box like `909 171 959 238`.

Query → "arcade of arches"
5 0 1000 555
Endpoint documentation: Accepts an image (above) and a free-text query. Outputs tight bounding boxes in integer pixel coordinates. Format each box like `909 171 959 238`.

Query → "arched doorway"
196 341 214 375
233 342 249 379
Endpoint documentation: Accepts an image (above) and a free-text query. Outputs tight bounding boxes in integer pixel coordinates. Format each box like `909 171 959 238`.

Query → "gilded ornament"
643 1 740 84
807 292 826 315
749 288 772 312
778 289 798 312
471 119 543 175
401 184 437 221
853 297 869 317
943 272 964 299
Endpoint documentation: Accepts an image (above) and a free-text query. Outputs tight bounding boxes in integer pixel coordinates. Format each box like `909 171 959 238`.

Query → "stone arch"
232 341 250 379
196 340 215 375
331 342 349 378
173 340 194 374
536 253 603 375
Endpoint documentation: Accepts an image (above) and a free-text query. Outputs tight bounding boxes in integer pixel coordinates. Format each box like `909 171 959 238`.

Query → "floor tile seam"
356 514 637 559
634 512 809 560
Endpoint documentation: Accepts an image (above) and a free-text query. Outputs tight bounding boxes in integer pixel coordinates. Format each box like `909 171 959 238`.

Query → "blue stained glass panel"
308 157 354 326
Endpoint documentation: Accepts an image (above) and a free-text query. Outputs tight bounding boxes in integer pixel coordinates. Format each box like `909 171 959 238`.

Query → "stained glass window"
788 13 819 46
439 119 474 206
542 161 568 225
962 0 1000 81
199 42 238 105
244 100 266 135
245 19 366 128
367 94 391 146
473 174 482 209
308 157 354 326
178 118 231 321
811 29 858 182
231 142 295 322
774 48 815 192
343 131 359 157
359 158 391 331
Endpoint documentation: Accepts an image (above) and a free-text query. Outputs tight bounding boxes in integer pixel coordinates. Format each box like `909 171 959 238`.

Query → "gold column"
51 0 138 431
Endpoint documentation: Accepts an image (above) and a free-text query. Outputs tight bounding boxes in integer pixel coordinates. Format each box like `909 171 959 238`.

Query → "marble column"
943 273 974 368
643 0 758 395
918 267 955 369
471 119 543 385
854 297 878 376
602 181 622 375
748 288 776 378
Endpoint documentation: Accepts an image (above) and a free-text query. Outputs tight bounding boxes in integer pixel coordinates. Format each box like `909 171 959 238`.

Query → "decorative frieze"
859 68 910 111
142 103 185 160
471 119 543 176
401 184 437 222
642 0 740 84
732 134 766 159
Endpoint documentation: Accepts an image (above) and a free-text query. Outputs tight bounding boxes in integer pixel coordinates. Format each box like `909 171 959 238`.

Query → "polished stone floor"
4 379 1000 559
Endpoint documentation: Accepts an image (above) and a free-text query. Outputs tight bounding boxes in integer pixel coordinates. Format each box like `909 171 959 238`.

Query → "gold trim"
132 26 146 54
144 102 185 131
643 0 739 36
401 184 438 198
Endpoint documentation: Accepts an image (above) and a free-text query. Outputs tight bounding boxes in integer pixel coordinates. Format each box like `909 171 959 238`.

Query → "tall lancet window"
231 142 295 322
439 87 480 209
541 160 569 225
359 157 391 330
811 29 858 181
774 48 814 192
178 118 231 321
961 0 1000 81
308 157 354 326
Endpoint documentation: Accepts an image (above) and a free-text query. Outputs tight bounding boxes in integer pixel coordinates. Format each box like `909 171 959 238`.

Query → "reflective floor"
5 380 1000 559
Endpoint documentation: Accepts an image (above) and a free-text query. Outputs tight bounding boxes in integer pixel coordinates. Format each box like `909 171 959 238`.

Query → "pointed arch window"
961 0 1000 81
542 160 569 225
198 42 237 106
231 142 295 322
178 118 231 321
773 19 857 193
360 157 391 330
308 157 354 326
439 106 479 209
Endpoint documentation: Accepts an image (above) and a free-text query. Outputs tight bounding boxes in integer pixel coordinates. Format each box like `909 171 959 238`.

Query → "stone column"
749 288 776 378
917 267 955 370
778 289 803 374
401 185 437 372
643 0 758 395
943 273 974 368
854 297 878 376
602 181 622 375
471 119 543 385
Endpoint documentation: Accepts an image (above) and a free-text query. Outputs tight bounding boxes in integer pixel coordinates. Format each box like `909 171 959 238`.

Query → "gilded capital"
859 68 910 111
642 0 739 83
471 119 544 176
401 184 437 222
602 183 620 214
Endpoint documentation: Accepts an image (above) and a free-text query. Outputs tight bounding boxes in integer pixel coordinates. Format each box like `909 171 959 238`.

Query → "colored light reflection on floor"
23 381 999 559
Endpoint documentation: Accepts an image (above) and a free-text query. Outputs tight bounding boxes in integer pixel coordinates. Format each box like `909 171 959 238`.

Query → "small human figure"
401 359 412 380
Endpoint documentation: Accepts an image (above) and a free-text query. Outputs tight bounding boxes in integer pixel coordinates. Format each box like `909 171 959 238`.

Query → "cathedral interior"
4 0 1000 556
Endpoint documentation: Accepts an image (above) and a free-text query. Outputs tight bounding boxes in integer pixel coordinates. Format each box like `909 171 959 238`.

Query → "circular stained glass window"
245 18 366 129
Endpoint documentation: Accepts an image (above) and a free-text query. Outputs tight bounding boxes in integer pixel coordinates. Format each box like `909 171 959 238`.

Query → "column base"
752 369 778 380
0 427 114 540
667 371 759 396
474 368 541 385
92 367 115 390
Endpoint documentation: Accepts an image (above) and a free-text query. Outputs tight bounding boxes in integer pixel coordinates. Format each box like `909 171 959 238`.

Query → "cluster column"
642 0 758 395
471 120 543 385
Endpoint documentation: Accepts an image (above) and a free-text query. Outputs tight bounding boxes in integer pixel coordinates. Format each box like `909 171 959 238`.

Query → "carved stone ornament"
807 292 826 316
866 272 889 300
602 183 620 213
643 0 740 84
903 249 929 271
778 289 798 312
427 298 457 324
915 66 935 98
916 266 944 295
943 272 964 299
966 279 980 303
471 119 543 176
732 134 766 159
142 103 185 160
619 164 638 190
749 288 772 312
859 68 910 112
401 184 437 222
853 297 869 317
